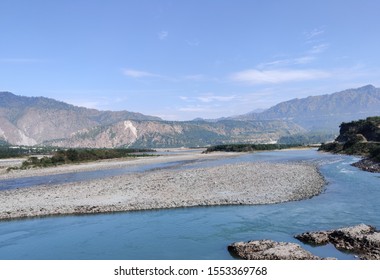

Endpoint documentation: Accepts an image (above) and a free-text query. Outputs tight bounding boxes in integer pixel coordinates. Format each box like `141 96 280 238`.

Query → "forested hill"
319 117 380 171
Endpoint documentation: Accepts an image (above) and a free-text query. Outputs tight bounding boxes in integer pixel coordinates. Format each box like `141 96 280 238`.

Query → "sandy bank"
0 160 325 220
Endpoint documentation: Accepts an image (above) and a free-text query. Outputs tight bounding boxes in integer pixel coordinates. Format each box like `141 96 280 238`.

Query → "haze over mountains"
0 91 161 146
1 85 379 148
232 85 380 131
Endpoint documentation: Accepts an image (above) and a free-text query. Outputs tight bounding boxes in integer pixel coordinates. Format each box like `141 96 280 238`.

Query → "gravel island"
0 157 325 220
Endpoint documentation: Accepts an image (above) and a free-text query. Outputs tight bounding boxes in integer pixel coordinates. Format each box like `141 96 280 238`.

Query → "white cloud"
179 93 236 103
122 68 160 78
179 96 189 101
305 28 325 40
158 30 169 40
123 69 206 82
197 95 236 103
231 69 330 85
293 56 316 64
309 43 329 54
179 106 209 112
257 56 315 69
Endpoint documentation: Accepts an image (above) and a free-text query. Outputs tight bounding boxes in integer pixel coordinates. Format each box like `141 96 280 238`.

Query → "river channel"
0 149 379 259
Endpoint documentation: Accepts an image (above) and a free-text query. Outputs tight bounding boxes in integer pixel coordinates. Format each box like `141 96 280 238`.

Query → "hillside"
319 116 380 172
0 91 161 145
2 86 379 148
233 85 380 132
0 91 305 148
46 119 304 148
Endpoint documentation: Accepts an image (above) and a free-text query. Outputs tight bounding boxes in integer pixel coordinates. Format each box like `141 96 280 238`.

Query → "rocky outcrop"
319 116 380 172
295 224 380 260
229 224 380 260
228 240 326 260
336 117 380 143
352 159 380 173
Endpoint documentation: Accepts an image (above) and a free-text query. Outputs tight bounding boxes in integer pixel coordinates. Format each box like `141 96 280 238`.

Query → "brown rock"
296 231 330 245
295 224 380 260
228 240 324 260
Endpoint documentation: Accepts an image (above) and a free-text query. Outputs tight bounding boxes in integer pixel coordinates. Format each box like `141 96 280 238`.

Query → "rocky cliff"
335 116 380 143
319 116 380 172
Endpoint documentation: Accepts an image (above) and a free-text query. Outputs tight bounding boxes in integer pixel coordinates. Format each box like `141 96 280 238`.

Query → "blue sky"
1 0 380 120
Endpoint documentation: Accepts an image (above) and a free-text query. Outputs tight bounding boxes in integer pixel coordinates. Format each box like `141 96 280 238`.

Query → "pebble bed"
0 162 325 220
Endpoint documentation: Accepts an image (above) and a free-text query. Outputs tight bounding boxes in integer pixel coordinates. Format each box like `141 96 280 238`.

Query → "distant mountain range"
232 85 380 132
0 91 303 147
0 92 160 146
1 85 379 148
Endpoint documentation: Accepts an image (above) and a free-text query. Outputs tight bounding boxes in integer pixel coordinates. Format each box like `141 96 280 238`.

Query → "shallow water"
0 159 198 191
0 149 379 259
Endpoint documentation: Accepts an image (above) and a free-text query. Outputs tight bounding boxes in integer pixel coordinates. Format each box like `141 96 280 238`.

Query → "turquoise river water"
0 149 379 259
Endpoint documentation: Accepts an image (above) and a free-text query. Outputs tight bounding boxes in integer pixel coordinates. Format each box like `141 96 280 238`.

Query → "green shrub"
12 148 156 170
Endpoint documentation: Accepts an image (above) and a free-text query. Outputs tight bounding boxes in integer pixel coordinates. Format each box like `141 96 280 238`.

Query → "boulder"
228 239 325 260
295 224 380 260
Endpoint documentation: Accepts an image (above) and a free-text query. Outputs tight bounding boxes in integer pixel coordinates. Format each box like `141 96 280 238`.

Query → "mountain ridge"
45 118 304 148
1 85 380 148
232 85 380 131
0 91 161 145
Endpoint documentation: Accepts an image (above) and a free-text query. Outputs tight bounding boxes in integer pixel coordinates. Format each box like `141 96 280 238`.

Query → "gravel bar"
0 161 325 220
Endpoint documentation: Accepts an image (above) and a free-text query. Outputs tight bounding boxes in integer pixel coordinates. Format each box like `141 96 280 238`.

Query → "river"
0 149 379 259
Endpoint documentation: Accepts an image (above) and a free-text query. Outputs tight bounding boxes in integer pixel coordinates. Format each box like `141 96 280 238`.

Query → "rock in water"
228 240 323 260
295 224 380 260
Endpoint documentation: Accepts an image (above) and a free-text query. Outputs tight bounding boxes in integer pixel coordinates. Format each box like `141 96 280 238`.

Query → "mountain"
233 85 380 132
46 119 304 148
0 91 304 147
0 91 161 146
3 85 378 148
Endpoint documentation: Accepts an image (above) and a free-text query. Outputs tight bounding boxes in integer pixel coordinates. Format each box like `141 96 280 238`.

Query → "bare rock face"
295 224 380 260
228 240 324 260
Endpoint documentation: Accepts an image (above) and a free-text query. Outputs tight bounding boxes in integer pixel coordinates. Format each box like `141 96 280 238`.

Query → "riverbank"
0 156 325 220
352 158 380 173
0 149 230 179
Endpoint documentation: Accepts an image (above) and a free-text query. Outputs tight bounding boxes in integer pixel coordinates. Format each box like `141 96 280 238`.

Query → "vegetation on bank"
319 141 379 158
0 138 9 146
319 116 380 163
203 143 300 153
277 132 336 145
0 145 57 159
6 148 156 170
